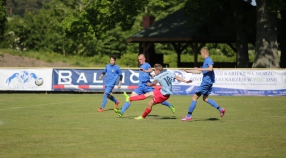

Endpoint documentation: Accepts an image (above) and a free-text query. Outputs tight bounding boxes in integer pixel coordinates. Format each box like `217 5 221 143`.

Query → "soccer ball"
35 78 44 86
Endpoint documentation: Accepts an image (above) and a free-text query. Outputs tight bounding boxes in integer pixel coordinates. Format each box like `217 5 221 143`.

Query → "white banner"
0 69 53 91
168 69 286 96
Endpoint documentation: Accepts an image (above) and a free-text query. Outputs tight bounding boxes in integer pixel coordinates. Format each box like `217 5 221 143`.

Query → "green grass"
0 94 286 158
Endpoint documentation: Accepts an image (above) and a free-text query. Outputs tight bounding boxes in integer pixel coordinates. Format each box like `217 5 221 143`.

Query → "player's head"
110 55 116 65
138 54 146 65
154 63 163 75
200 47 209 59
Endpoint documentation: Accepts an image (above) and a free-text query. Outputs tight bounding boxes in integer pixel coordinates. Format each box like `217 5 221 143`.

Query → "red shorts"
153 89 170 104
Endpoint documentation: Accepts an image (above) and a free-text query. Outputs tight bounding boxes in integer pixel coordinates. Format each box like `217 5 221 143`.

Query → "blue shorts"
104 86 114 95
195 82 213 96
134 85 154 95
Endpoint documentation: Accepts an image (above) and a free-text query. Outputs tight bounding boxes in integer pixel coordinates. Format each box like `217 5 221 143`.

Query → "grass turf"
0 94 285 158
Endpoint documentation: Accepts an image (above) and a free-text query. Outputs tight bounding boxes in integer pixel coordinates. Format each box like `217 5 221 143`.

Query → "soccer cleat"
97 108 104 112
135 116 145 120
181 116 192 121
220 108 226 117
114 100 120 109
123 91 130 102
114 108 123 117
169 104 175 114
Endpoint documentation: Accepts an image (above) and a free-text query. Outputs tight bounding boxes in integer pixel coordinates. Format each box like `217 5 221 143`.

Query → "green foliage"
1 0 260 67
117 53 138 67
0 0 7 41
6 0 50 17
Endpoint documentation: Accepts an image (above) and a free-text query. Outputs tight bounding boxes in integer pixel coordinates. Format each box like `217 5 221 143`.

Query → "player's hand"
183 69 189 73
117 82 122 89
185 80 193 83
147 82 152 87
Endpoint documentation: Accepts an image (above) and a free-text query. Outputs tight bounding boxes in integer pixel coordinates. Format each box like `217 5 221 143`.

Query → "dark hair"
110 55 116 61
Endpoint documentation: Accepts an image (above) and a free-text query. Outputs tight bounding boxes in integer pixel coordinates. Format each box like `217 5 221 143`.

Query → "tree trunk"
230 0 249 68
252 0 279 68
279 10 286 68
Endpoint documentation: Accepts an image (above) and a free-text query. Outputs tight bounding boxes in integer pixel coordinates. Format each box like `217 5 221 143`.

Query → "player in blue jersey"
97 55 123 112
122 64 192 120
181 47 226 121
114 54 176 116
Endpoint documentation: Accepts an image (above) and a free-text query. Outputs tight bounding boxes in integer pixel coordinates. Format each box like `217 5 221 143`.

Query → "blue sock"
207 99 222 111
161 101 171 107
109 95 118 104
101 93 108 108
187 100 197 117
121 102 131 114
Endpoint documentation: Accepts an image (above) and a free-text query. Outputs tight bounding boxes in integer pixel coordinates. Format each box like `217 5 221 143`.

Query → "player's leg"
181 85 203 121
115 87 142 116
203 85 225 117
98 87 113 112
135 100 155 120
129 91 154 102
143 86 173 108
152 89 175 113
106 89 120 108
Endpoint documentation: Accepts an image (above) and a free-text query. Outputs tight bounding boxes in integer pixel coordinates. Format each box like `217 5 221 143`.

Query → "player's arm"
99 72 106 79
147 80 159 87
117 75 123 89
194 65 213 72
184 69 202 74
140 67 153 73
174 76 192 83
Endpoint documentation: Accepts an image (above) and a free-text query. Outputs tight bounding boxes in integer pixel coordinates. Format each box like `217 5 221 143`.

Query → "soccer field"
0 94 285 158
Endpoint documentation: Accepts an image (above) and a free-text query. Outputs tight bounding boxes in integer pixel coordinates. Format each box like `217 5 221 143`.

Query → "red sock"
142 108 152 118
130 95 146 101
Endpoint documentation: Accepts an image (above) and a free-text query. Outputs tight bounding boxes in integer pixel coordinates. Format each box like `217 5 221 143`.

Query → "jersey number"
163 76 172 86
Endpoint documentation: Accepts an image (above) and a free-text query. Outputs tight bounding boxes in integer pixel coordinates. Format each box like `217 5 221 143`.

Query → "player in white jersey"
123 64 192 120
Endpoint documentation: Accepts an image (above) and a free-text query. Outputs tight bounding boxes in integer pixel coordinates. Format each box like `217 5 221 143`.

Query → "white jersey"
154 71 175 95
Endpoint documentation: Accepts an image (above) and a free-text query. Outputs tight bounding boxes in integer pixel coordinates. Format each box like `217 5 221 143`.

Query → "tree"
280 10 286 68
5 0 51 17
0 0 7 40
267 0 286 68
252 0 279 68
184 0 255 68
230 0 255 68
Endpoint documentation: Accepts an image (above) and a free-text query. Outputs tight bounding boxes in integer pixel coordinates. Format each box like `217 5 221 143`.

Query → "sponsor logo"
6 71 42 89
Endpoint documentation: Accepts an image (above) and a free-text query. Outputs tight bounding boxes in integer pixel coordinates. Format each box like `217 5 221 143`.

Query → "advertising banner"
0 69 53 91
2 68 284 96
52 69 146 92
169 69 286 96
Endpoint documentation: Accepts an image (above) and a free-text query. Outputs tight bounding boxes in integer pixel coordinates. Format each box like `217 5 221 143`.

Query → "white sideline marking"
0 101 76 111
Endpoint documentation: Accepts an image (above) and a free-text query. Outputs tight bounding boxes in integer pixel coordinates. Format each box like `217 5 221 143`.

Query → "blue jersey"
103 64 122 86
139 62 152 86
154 71 175 95
202 57 215 84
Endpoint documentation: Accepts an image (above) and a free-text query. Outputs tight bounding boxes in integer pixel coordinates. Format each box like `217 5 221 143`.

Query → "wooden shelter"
126 8 256 68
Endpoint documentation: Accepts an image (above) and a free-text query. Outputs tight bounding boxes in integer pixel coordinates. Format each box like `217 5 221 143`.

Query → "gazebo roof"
126 9 255 43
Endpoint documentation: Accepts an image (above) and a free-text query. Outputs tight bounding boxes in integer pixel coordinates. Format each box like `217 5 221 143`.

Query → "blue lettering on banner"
53 69 140 92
